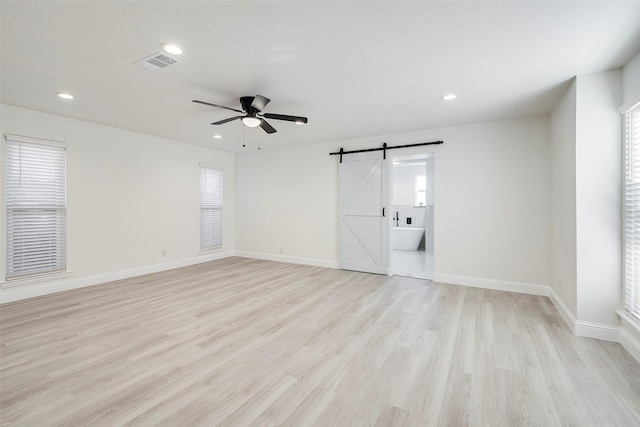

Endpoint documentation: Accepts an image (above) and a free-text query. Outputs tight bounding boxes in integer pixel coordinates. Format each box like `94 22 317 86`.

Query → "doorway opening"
390 153 434 280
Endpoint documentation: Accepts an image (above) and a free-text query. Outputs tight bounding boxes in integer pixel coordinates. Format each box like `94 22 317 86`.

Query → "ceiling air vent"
135 52 181 72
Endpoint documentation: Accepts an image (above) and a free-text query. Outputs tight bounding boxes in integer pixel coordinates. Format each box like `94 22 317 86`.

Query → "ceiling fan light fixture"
241 116 262 128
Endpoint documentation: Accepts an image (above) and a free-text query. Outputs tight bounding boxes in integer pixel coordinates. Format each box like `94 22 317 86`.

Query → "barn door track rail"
329 141 443 163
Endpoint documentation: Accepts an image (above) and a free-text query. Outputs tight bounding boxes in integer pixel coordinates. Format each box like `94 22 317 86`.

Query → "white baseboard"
574 320 620 342
435 275 635 358
542 288 622 342
620 327 640 363
235 250 339 269
547 288 577 334
546 289 621 344
618 311 640 362
0 250 235 304
433 273 549 296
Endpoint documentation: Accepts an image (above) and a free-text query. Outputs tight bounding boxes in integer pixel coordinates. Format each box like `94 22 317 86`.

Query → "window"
415 175 426 207
5 135 66 280
624 102 640 321
200 165 223 249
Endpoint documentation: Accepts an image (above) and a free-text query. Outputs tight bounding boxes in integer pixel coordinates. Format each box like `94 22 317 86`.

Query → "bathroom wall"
424 205 434 252
392 206 425 228
425 157 435 252
392 164 424 206
392 162 430 231
425 157 435 206
391 157 435 252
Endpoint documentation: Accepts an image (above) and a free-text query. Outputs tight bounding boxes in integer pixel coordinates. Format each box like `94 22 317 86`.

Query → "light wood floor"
1 257 639 426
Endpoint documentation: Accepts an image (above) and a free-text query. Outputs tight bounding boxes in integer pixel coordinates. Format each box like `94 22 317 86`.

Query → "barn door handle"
382 207 386 217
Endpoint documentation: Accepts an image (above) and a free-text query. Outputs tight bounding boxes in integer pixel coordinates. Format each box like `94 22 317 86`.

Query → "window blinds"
624 103 640 320
200 166 223 249
5 136 67 279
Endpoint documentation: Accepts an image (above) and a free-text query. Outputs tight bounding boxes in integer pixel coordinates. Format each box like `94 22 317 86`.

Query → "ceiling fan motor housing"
240 96 259 113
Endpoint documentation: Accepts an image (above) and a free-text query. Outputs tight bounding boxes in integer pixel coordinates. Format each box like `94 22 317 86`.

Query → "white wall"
426 157 435 206
619 51 640 359
235 142 338 265
575 71 623 326
622 50 640 107
236 116 551 287
0 104 235 302
549 69 624 331
549 79 578 317
392 164 423 206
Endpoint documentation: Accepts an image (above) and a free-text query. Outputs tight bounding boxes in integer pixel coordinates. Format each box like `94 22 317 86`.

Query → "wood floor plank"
1 257 640 426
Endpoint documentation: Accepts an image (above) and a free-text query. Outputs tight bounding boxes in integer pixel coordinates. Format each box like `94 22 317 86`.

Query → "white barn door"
338 151 388 274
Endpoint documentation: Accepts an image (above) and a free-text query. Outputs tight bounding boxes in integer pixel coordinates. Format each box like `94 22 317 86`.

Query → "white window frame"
623 101 640 322
199 165 223 250
5 134 67 281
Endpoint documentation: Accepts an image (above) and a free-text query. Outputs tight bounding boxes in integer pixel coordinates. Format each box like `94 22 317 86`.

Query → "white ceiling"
2 1 640 153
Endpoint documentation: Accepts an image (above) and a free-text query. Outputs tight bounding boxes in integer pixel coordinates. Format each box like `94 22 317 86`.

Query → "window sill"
617 309 640 336
1 271 72 289
199 246 224 256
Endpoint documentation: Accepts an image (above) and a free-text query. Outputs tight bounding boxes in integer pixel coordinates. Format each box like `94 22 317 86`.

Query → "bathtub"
393 227 425 250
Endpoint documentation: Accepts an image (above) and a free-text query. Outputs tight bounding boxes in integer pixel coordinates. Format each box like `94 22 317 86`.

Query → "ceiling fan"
192 95 308 134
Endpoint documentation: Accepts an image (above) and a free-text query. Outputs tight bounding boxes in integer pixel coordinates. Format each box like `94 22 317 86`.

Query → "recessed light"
213 134 222 139
441 94 457 101
55 92 74 100
160 43 182 55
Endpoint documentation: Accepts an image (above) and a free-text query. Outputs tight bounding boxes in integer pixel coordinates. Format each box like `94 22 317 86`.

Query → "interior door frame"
387 151 436 278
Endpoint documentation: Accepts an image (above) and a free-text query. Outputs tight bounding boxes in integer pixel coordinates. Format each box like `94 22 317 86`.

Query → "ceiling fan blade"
251 95 270 112
260 119 277 134
193 99 244 114
263 113 308 124
211 116 243 125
